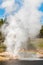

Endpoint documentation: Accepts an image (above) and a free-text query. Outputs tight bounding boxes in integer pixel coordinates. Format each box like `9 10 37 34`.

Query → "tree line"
0 19 6 52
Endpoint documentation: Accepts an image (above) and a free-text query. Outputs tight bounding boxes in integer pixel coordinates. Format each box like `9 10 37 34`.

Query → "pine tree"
0 19 6 52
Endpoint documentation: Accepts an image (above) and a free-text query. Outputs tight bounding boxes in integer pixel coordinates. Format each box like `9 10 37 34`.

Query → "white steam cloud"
1 0 43 56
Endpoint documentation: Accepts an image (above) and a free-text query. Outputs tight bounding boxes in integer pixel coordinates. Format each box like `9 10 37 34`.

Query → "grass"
0 43 6 53
37 38 43 49
0 38 43 53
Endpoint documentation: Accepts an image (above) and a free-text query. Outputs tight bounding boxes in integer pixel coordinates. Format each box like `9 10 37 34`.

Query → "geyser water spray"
1 0 43 57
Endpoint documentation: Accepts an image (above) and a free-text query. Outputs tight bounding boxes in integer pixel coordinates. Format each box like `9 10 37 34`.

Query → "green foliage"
0 18 6 52
0 32 6 52
0 43 6 52
0 18 5 44
37 38 43 49
39 25 43 38
0 19 5 27
39 43 43 48
0 32 5 43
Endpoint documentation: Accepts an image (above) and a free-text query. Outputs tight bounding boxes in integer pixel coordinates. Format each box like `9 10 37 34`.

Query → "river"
0 60 43 65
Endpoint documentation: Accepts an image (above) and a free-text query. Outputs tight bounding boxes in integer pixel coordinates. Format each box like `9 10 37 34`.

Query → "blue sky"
0 0 23 18
0 0 43 23
38 3 43 12
38 3 43 24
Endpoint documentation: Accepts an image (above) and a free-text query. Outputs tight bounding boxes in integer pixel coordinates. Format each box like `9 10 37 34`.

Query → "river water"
0 60 43 65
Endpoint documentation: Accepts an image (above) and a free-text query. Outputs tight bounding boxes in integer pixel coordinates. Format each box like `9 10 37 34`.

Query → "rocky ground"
0 50 43 61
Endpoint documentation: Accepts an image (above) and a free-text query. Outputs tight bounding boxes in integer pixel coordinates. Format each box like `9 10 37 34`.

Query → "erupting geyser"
1 0 43 58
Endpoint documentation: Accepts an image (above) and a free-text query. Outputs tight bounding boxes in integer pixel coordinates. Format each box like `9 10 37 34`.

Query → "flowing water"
0 60 43 65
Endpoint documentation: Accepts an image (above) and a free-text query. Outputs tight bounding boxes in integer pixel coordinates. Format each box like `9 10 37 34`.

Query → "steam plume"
1 0 43 56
